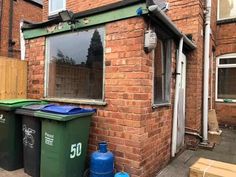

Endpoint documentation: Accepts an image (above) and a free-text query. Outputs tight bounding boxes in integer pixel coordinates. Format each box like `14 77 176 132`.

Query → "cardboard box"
190 158 236 177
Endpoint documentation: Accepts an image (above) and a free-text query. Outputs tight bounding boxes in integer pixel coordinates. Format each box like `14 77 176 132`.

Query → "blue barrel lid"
41 105 95 115
115 172 130 177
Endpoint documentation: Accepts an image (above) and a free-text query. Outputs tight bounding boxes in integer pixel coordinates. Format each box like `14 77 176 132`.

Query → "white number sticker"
70 143 82 159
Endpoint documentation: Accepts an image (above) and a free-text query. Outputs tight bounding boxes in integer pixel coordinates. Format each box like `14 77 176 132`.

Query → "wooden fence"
0 57 27 99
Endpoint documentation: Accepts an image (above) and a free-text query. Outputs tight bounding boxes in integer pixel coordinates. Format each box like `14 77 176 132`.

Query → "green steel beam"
23 3 148 39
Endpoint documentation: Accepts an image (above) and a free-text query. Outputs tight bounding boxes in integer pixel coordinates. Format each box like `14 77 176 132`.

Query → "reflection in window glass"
46 27 104 100
49 0 65 14
219 58 236 64
218 68 236 99
218 0 236 20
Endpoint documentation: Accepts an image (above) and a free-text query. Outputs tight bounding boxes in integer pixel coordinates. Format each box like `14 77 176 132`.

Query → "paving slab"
156 128 236 177
0 168 29 177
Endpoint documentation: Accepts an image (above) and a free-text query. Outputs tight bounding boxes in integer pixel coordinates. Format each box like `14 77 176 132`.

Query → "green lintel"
23 3 148 39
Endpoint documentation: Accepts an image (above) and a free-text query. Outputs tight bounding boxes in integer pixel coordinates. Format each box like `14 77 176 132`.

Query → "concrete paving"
0 128 235 177
156 128 236 177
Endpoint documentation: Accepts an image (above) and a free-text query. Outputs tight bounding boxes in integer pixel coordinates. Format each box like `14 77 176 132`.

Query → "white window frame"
48 0 66 16
44 28 106 102
217 0 236 21
215 53 236 102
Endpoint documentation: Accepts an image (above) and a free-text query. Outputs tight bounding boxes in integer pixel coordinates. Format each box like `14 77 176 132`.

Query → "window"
216 54 236 102
45 27 105 100
49 0 66 16
153 29 172 104
218 0 236 20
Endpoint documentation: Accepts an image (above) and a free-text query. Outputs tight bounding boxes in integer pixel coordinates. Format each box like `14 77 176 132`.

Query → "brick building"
21 0 236 176
0 0 43 58
213 0 236 127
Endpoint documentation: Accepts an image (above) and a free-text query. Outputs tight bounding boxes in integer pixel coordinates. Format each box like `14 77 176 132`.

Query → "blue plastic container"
90 142 114 177
115 172 130 177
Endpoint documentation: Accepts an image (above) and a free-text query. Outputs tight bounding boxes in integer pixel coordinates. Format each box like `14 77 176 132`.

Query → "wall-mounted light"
59 10 75 23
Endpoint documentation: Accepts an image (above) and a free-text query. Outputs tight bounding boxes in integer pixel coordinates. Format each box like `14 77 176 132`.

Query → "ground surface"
156 128 236 177
0 128 235 177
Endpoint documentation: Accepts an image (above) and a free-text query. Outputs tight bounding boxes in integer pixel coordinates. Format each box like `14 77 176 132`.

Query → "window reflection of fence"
48 63 103 99
0 57 27 99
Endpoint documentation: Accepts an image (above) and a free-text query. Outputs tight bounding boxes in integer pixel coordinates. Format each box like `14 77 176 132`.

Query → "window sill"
42 98 107 106
217 18 236 25
152 103 171 109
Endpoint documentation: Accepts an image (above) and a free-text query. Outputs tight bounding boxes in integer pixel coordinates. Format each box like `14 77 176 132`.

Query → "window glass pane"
219 0 236 19
219 58 236 64
50 0 65 12
218 68 236 99
47 27 104 100
154 38 171 104
154 40 165 103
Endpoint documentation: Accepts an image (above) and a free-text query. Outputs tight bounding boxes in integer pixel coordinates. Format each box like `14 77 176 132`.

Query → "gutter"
147 1 196 50
8 0 14 57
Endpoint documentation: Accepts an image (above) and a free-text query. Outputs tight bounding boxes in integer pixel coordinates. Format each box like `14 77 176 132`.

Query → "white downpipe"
203 0 211 143
20 21 25 60
172 37 184 157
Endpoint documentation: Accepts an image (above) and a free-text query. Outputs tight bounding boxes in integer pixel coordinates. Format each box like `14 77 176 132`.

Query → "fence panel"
0 57 27 99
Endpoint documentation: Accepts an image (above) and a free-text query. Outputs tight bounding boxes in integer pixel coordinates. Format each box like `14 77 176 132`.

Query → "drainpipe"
172 37 184 157
203 0 211 144
8 0 14 57
20 21 25 60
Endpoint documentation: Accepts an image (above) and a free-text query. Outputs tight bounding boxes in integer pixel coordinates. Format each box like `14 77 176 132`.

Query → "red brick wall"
214 22 236 126
213 0 236 126
25 37 45 99
43 0 121 21
0 0 42 58
25 16 178 176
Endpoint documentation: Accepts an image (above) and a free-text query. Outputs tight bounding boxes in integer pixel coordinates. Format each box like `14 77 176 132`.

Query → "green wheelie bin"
34 105 95 177
0 99 41 171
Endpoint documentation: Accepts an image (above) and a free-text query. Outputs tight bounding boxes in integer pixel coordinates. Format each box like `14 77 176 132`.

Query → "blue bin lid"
41 105 95 115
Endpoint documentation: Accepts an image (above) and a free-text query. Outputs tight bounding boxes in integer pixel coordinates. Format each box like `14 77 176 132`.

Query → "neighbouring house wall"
167 0 205 147
43 0 122 21
0 0 42 58
215 22 236 126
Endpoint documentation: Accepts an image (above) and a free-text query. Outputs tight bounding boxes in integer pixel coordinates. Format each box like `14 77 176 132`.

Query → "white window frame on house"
44 27 106 104
217 0 236 21
48 0 66 16
215 53 236 102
